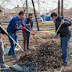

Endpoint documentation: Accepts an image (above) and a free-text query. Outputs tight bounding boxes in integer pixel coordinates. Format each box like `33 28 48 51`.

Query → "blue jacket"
7 16 24 33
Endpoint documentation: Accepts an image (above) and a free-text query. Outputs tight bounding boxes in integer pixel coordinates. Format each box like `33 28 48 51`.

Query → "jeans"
0 39 5 64
61 37 70 64
22 30 30 50
8 32 17 56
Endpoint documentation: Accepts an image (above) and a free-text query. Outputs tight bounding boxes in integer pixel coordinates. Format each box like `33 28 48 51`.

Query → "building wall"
8 13 18 19
50 8 72 20
8 13 40 19
0 7 5 17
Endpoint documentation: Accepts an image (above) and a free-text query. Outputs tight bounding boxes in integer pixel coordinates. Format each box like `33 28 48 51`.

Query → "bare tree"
58 0 60 15
26 0 28 18
31 0 39 31
61 0 63 16
38 0 40 17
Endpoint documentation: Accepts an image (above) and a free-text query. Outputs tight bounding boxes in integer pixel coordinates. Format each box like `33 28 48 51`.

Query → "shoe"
12 55 17 60
8 54 11 57
12 56 17 60
62 63 67 66
24 49 27 52
8 52 11 56
27 48 30 51
1 64 9 70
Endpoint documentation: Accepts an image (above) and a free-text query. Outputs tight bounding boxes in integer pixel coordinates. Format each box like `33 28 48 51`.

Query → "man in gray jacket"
22 14 35 52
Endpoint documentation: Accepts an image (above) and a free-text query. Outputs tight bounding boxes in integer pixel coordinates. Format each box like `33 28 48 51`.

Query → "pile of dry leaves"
17 40 62 71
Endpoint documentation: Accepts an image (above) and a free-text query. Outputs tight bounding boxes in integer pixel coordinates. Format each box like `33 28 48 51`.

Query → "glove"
53 32 57 37
31 31 35 35
22 27 26 30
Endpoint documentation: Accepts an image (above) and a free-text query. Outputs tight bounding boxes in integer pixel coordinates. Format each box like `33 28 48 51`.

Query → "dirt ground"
1 31 72 72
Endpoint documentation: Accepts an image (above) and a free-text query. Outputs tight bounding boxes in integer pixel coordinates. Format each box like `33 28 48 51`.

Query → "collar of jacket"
27 18 32 22
56 16 64 22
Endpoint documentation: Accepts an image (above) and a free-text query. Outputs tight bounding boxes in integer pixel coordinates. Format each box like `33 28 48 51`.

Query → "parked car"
3 19 11 23
33 17 43 22
0 18 11 23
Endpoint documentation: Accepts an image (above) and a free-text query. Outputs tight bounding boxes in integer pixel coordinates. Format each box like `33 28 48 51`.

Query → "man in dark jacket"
50 12 71 66
22 14 35 52
0 25 9 70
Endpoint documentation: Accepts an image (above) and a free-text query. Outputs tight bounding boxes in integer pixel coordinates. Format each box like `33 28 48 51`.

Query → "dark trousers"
22 30 30 50
0 39 5 64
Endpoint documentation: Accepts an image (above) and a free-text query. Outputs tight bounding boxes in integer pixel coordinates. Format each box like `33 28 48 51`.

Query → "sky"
0 0 72 14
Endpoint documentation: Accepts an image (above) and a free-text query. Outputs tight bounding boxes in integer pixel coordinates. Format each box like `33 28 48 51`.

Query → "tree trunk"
58 0 60 15
61 0 63 16
31 0 39 31
26 0 28 18
38 0 40 17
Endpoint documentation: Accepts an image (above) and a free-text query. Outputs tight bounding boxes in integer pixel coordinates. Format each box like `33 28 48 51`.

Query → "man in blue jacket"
22 14 35 52
7 11 26 60
51 12 71 66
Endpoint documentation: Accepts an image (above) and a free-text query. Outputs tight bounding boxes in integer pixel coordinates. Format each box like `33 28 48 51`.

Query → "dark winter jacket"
55 16 71 37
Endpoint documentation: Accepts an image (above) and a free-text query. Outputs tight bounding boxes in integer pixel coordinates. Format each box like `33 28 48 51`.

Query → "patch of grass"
1 21 55 31
1 23 8 29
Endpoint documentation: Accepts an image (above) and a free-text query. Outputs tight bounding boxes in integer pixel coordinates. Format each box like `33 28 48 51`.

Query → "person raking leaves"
22 14 35 52
50 12 71 66
7 11 27 60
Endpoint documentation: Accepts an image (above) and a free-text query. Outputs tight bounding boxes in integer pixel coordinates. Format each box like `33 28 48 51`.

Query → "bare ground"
1 31 72 72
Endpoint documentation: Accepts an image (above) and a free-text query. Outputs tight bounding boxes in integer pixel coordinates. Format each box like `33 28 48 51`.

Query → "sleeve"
62 19 71 27
26 24 31 31
21 19 25 27
11 19 22 31
22 19 28 26
55 22 60 35
22 19 31 31
31 21 33 30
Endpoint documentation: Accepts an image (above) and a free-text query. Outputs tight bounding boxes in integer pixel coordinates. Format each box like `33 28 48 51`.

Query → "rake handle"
0 25 27 54
26 29 46 42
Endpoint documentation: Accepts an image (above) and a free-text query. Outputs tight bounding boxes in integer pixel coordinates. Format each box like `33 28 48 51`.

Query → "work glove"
31 31 35 35
22 27 26 30
53 32 57 37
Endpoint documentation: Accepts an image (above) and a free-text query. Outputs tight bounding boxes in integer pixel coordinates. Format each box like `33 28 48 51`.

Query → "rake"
0 25 27 54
